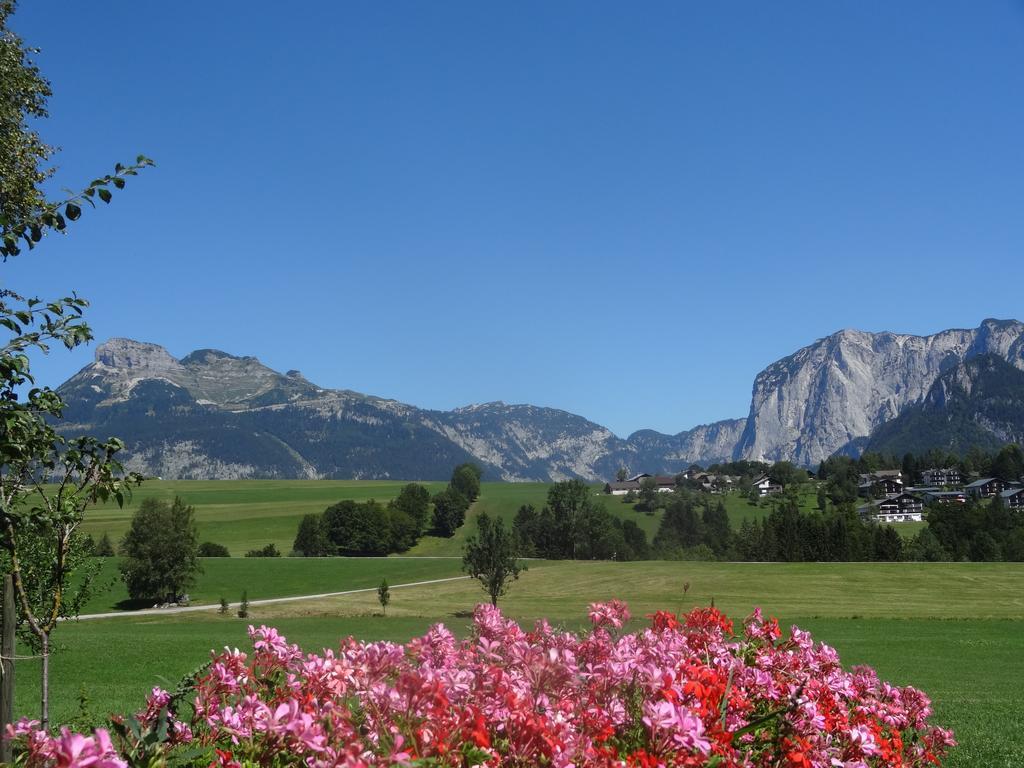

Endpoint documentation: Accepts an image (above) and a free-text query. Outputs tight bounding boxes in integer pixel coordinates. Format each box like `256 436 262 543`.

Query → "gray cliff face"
735 319 1024 466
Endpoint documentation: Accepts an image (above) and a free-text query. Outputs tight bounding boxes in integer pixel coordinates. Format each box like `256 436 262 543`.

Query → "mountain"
55 319 1024 480
56 339 741 481
734 319 1024 466
864 355 1024 456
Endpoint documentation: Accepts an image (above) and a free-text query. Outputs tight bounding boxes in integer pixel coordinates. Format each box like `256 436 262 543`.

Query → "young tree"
119 497 200 602
615 467 629 482
450 462 483 503
431 488 469 537
637 477 660 511
95 531 116 557
462 512 524 606
292 513 331 557
377 578 390 616
389 483 431 532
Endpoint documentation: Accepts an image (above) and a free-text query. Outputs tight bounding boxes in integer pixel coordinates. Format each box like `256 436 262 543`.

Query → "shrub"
244 543 280 558
197 542 230 557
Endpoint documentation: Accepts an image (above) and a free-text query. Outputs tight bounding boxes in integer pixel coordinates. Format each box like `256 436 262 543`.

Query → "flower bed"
9 602 953 767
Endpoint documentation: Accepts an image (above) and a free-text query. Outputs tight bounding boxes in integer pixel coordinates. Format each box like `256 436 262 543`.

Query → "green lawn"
17 560 1024 767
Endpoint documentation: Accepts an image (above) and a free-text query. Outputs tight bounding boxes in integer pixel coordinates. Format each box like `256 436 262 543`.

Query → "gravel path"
69 575 471 621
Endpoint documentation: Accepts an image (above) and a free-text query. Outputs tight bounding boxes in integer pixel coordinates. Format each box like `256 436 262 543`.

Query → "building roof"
965 477 997 489
1000 487 1024 498
859 470 903 480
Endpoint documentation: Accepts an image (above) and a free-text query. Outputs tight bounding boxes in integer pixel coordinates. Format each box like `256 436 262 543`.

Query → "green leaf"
65 203 82 221
98 188 112 204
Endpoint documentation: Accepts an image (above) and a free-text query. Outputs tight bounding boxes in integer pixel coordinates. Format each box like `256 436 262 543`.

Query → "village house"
857 470 904 498
1000 487 1024 509
750 475 782 497
918 467 963 486
604 481 640 495
689 472 735 494
858 492 925 523
605 474 676 495
965 477 1005 499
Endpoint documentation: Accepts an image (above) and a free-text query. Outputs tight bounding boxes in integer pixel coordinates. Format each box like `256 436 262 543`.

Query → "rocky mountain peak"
94 338 184 376
736 320 1024 466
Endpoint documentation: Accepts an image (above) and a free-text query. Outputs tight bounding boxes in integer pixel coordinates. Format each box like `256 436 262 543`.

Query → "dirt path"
70 575 471 621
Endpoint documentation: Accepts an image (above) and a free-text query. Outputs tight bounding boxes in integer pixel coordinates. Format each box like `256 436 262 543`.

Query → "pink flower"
588 599 630 629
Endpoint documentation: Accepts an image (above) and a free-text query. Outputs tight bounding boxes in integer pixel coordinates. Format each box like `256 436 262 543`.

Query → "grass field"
17 481 1022 765
16 560 1024 766
79 480 448 556
75 556 470 613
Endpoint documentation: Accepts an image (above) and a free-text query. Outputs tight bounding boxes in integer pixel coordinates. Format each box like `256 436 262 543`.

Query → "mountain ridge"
57 338 742 481
55 319 1024 480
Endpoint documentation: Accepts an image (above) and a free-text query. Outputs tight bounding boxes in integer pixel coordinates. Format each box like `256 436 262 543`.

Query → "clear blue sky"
5 2 1024 437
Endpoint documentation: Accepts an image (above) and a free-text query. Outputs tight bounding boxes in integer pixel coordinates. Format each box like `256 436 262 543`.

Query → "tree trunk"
40 632 49 730
1 575 15 764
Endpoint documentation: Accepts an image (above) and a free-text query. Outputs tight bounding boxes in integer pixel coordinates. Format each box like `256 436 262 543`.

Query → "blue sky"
5 2 1024 437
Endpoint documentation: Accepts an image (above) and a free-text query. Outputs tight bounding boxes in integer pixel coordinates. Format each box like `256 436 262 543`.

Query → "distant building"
858 471 904 498
689 472 733 493
999 487 1024 510
751 475 782 497
965 477 1004 499
605 481 640 495
605 474 675 495
922 489 967 505
858 492 925 523
919 467 963 486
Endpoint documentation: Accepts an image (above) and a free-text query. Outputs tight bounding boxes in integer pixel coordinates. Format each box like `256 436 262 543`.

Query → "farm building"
605 474 676 495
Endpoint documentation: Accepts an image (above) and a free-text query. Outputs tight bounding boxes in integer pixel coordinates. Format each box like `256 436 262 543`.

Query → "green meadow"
16 559 1024 766
80 479 449 556
12 481 1020 766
